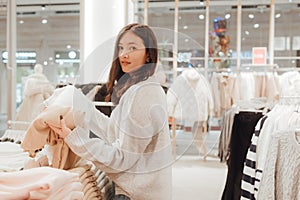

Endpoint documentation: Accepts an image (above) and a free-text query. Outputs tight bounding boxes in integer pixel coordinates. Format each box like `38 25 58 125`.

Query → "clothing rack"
278 96 300 106
195 65 300 73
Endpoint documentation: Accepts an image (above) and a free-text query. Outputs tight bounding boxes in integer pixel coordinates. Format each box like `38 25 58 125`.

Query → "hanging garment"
240 115 268 200
167 68 214 123
221 111 263 200
257 130 300 199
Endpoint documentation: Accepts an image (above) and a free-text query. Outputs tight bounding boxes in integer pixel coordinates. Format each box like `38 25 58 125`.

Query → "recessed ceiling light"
41 19 48 24
19 20 24 24
225 14 231 19
245 31 249 35
198 14 205 20
248 14 254 19
275 13 281 18
253 23 260 28
183 25 188 30
66 45 71 49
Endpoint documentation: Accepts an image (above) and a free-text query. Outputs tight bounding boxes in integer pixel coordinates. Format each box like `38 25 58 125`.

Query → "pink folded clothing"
0 167 83 200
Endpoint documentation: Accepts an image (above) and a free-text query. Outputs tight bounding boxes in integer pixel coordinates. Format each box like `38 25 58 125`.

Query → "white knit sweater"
257 130 300 200
64 76 173 200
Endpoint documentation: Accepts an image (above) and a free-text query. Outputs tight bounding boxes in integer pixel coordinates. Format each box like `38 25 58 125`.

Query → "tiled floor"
172 155 227 200
172 129 227 200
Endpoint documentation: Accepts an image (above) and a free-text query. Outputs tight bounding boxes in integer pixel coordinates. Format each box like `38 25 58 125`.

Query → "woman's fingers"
60 115 66 127
59 115 71 138
46 115 71 138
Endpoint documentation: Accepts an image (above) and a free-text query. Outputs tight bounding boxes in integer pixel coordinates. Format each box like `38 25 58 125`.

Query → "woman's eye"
118 46 123 51
129 46 137 51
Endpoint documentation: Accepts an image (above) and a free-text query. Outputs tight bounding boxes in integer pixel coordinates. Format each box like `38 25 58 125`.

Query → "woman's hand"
48 115 71 138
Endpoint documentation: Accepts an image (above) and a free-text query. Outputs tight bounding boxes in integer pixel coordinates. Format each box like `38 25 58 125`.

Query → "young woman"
53 23 173 200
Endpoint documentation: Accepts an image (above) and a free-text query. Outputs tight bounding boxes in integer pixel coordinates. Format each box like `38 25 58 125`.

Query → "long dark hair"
105 23 158 104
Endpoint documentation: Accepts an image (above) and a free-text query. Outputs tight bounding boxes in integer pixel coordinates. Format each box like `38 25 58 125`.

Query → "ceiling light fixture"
68 51 77 59
41 19 48 24
198 14 205 20
275 13 281 18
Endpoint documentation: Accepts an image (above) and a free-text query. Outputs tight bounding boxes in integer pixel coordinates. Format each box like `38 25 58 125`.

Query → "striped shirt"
240 115 268 200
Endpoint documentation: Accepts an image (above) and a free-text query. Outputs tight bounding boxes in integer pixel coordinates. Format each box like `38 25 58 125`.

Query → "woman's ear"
146 53 151 63
146 57 150 63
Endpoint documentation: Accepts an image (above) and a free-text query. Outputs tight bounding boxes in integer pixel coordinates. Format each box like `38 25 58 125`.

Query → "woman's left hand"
48 115 71 138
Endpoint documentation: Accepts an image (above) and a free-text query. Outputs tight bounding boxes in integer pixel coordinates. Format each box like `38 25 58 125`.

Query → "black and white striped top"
240 115 268 200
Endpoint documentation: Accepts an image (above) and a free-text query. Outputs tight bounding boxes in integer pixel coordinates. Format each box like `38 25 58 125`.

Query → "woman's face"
118 31 147 73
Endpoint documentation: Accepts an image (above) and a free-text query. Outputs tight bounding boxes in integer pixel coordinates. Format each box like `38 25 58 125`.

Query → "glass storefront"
134 0 300 74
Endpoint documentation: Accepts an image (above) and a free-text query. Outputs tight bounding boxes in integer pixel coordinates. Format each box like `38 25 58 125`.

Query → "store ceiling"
0 0 80 51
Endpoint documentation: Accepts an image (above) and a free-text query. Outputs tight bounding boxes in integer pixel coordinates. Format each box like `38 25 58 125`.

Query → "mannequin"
15 64 54 127
167 68 214 159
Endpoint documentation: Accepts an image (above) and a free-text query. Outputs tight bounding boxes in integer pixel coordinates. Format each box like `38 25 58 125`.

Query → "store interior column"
80 0 133 84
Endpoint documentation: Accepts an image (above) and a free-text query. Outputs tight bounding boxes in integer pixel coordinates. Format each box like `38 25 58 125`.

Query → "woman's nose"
120 52 129 58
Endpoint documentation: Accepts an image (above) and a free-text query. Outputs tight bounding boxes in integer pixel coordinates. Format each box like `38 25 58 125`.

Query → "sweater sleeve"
64 83 169 173
87 108 110 142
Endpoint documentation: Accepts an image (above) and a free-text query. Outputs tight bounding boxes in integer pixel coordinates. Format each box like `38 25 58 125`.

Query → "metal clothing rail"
278 96 300 106
196 66 300 73
7 120 31 126
6 120 31 131
93 101 114 107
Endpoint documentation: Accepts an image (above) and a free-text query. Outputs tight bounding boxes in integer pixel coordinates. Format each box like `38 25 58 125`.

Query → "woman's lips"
121 61 131 65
